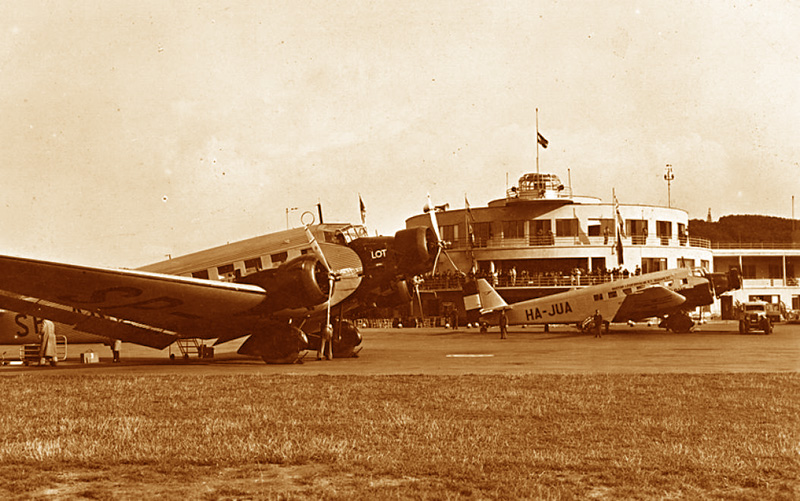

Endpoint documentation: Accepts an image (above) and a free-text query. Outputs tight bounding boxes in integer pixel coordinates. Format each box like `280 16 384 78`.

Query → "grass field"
0 373 797 499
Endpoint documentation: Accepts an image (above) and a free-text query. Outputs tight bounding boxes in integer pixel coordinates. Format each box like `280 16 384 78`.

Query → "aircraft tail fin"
463 278 508 315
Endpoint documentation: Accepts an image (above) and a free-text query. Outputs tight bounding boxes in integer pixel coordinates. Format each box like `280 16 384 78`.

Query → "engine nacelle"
393 226 438 278
707 268 742 297
346 226 436 310
237 254 329 313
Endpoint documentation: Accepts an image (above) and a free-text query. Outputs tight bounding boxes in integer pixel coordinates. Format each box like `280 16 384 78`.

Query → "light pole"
285 207 298 229
664 164 674 208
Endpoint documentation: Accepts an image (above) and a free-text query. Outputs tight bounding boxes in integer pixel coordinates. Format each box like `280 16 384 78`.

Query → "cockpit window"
331 225 369 244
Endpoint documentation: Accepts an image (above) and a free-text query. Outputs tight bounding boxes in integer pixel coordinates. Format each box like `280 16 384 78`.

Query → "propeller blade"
326 275 335 327
440 247 460 274
304 226 332 273
415 281 424 320
423 193 442 244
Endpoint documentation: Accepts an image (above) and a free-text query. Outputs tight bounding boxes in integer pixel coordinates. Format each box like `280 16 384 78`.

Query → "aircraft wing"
0 255 270 347
612 285 686 322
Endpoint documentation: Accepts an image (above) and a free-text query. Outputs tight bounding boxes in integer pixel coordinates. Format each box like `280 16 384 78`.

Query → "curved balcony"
444 234 711 250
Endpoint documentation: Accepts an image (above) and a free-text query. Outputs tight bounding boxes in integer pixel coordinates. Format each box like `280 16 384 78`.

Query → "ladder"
169 338 213 360
19 336 68 365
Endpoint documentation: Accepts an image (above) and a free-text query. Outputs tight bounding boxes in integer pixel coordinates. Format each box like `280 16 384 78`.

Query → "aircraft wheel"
667 313 694 333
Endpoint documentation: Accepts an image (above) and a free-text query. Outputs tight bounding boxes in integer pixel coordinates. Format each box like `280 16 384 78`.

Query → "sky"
1 1 798 268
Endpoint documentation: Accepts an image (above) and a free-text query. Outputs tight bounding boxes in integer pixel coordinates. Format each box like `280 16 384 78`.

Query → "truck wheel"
740 320 749 334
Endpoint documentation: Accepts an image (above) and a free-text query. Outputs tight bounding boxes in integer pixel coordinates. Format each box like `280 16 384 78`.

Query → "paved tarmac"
1 320 798 376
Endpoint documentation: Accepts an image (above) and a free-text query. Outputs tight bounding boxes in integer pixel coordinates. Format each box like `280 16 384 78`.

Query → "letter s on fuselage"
0 312 43 342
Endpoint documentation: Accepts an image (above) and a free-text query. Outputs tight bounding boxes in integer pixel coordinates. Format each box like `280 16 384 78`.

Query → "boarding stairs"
169 338 214 360
19 336 68 365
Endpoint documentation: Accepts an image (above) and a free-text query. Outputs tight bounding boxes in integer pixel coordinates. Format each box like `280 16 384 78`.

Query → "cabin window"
270 251 288 264
593 293 603 301
245 258 262 273
217 264 236 280
608 291 618 298
192 270 209 279
623 288 632 295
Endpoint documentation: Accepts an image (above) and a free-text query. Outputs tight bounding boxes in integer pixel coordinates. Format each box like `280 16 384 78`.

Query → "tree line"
689 215 800 244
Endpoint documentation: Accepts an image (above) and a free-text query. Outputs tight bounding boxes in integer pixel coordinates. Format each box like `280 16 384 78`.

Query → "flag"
613 193 625 265
613 194 626 238
537 132 549 149
465 194 475 247
359 194 366 224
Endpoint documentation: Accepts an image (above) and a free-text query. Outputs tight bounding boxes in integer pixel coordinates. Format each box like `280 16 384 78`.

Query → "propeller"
423 194 461 275
304 226 338 328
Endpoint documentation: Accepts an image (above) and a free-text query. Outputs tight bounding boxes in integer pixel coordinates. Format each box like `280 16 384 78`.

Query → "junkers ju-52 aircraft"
0 217 440 364
464 267 741 334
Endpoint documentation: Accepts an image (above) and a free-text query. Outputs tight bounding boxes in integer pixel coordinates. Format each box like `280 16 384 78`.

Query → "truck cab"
738 301 772 335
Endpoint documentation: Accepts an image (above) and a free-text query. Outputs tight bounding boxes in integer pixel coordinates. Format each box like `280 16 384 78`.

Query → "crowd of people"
423 265 644 290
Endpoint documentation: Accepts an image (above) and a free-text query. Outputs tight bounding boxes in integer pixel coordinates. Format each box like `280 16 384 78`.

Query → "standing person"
499 309 508 339
39 319 57 366
111 339 122 363
593 310 603 338
318 323 333 360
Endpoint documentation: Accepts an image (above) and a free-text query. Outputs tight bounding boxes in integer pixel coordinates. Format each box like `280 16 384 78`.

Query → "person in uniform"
593 310 603 338
39 319 57 366
499 309 508 340
112 339 122 363
318 323 333 360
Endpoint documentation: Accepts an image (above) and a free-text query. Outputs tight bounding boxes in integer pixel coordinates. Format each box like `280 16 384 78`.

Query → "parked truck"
738 301 773 335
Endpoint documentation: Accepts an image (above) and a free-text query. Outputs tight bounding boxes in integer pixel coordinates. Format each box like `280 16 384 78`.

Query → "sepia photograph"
1 1 798 499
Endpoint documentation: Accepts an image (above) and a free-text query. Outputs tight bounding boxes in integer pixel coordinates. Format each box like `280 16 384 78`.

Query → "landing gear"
332 320 362 358
661 312 695 333
237 322 309 364
306 320 363 359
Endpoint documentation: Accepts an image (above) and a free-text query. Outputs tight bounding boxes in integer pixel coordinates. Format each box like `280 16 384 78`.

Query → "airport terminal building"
406 172 800 319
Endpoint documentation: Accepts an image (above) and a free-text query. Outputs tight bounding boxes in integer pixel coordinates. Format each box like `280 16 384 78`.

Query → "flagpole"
535 108 540 174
